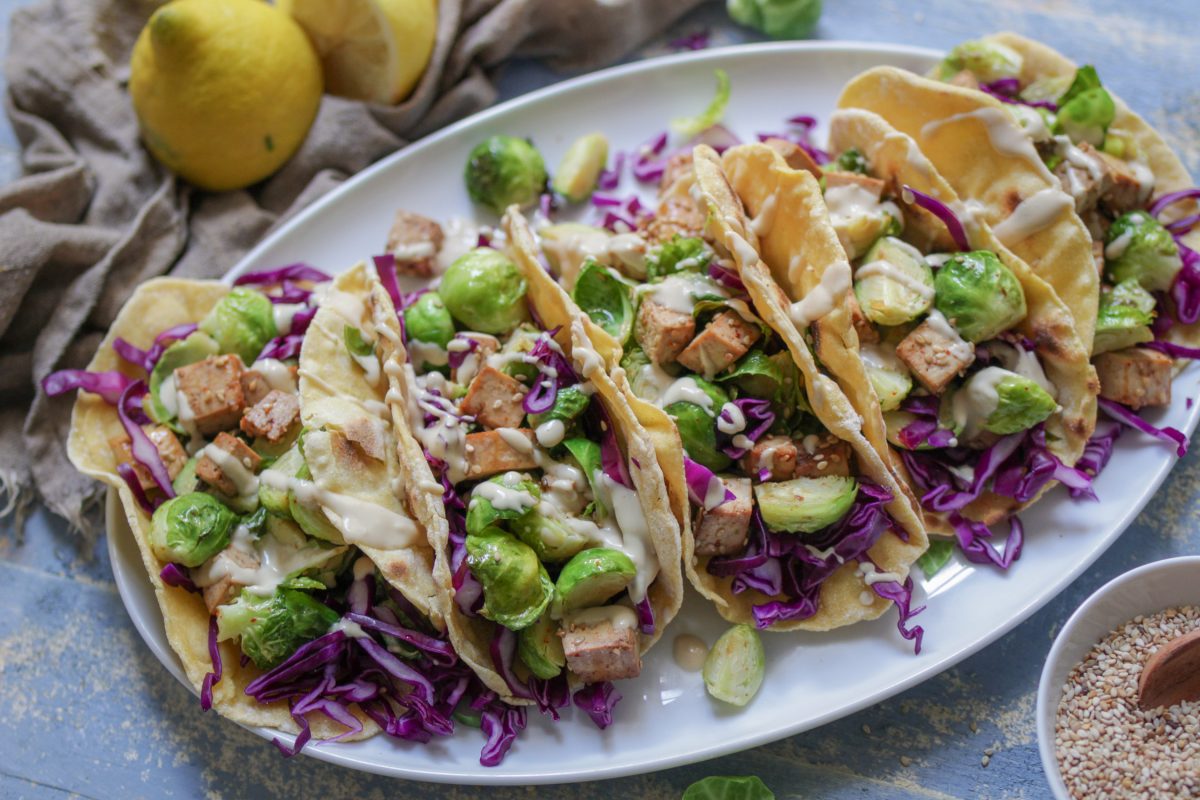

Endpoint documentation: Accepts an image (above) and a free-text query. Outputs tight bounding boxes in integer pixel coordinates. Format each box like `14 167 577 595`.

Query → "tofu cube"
385 210 444 278
793 433 854 478
450 333 500 386
693 476 753 557
640 195 706 244
202 546 261 613
823 171 886 201
1096 150 1152 214
739 435 798 482
659 152 695 193
763 137 822 178
196 432 262 497
175 355 247 436
677 311 762 378
239 389 300 443
1095 347 1172 409
108 425 188 489
460 366 528 430
560 616 642 683
635 299 696 367
463 429 538 479
896 319 976 394
1053 142 1112 214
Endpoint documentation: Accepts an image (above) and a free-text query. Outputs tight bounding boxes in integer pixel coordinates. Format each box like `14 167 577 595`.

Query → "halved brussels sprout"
702 624 765 707
1094 279 1155 355
933 251 1026 343
553 133 609 204
855 236 935 327
216 588 339 670
464 135 547 215
861 343 913 413
754 476 858 533
290 462 345 544
529 385 591 432
572 259 634 344
440 248 531 334
510 507 591 564
554 548 637 615
466 527 555 631
199 287 277 365
149 492 236 567
259 444 304 517
950 366 1056 440
645 235 712 281
1053 66 1114 147
466 472 541 536
517 612 566 679
935 39 1023 83
172 456 200 495
666 400 732 473
403 291 455 349
1105 212 1183 293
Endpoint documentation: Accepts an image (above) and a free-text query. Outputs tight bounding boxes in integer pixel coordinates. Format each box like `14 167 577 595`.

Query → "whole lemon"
129 0 323 192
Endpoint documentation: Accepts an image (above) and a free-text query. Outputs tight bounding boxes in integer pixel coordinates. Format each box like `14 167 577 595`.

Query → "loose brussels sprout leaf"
259 444 304 517
666 400 732 472
216 588 339 670
672 68 731 138
1095 279 1155 355
494 325 542 384
682 776 775 800
552 132 609 204
855 237 935 326
1105 212 1183 293
916 539 955 578
149 492 236 568
453 705 483 728
862 346 913 413
933 251 1026 343
554 548 637 614
717 349 782 401
198 287 277 365
1021 74 1073 105
466 472 541 536
702 624 765 707
464 134 547 215
241 505 269 539
828 193 902 262
529 385 591 431
935 39 1023 82
726 0 820 40
645 235 712 281
1056 87 1114 147
172 456 200 495
441 248 531 334
517 612 566 679
343 325 375 358
147 332 219 425
755 476 858 533
289 462 345 543
984 372 1057 435
833 147 868 175
562 437 604 507
572 259 634 344
511 507 591 563
466 527 555 631
402 291 456 350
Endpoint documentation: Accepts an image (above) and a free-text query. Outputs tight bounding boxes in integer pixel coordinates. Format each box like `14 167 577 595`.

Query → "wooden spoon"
1138 628 1200 710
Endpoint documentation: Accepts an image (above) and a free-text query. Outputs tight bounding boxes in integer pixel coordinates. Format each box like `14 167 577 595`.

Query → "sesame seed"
899 755 912 767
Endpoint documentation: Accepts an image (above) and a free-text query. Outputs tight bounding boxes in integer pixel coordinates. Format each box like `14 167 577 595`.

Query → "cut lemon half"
279 0 437 105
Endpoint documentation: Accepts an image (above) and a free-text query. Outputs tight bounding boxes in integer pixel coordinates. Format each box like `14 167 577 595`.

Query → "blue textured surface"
3 2 1199 798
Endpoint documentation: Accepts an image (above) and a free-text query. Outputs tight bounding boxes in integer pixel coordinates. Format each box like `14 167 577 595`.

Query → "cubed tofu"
693 476 753 557
896 319 976 394
1094 347 1172 409
1054 142 1112 215
1096 150 1152 214
463 429 538 479
639 194 705 244
763 137 822 178
947 69 979 90
793 433 854 478
239 389 300 443
196 431 262 497
560 615 642 683
202 546 261 613
823 171 886 201
677 311 762 378
175 355 246 436
635 299 696 366
108 425 188 490
450 333 500 386
460 366 528 430
385 210 444 278
659 152 694 194
845 292 879 344
739 436 798 482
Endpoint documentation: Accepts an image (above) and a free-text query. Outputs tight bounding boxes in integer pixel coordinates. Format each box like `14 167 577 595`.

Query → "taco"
724 112 1095 556
383 207 682 711
50 264 524 764
539 144 928 639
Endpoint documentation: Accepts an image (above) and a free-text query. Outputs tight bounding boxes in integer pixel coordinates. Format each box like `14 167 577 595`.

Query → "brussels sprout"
916 539 956 579
726 0 822 40
645 235 712 281
343 325 375 358
833 147 868 175
147 332 219 425
466 472 541 536
554 548 638 615
933 251 1026 343
666 399 732 473
289 462 345 543
440 248 531 334
216 588 339 670
717 349 781 401
552 133 609 204
172 456 200 495
672 68 731 138
403 292 455 348
1095 279 1155 355
855 236 935 326
755 475 858 533
149 492 236 567
827 189 902 261
683 776 775 800
466 527 555 630
702 624 765 707
950 366 1056 439
199 287 277 365
529 385 591 431
935 39 1023 83
1054 66 1114 147
562 437 604 507
464 135 547 215
572 259 634 344
517 612 565 679
861 343 913 412
1105 212 1183 293
510 507 591 563
1020 74 1073 106
259 444 304 517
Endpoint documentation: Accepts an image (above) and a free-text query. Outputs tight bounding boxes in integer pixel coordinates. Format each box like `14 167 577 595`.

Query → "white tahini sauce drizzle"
716 402 746 434
195 524 348 598
856 561 903 586
471 473 539 513
250 358 298 394
197 441 260 501
855 258 935 301
272 303 306 336
260 468 420 550
924 309 974 364
660 376 716 413
921 108 1055 181
992 188 1075 246
789 259 852 326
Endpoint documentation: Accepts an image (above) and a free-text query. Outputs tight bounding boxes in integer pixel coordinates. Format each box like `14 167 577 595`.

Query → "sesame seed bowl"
1037 556 1200 799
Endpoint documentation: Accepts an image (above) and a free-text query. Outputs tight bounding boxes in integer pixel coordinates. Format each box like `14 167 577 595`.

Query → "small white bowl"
1036 556 1200 799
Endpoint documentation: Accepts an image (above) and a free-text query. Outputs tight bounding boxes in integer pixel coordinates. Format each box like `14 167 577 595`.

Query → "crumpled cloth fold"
0 0 702 532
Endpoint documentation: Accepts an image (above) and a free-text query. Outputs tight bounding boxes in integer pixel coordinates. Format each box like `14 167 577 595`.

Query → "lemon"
129 0 323 192
279 0 437 105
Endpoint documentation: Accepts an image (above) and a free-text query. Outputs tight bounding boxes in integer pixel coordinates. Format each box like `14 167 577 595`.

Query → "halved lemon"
279 0 437 105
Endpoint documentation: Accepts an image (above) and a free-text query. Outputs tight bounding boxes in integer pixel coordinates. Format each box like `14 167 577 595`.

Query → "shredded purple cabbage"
633 596 656 635
716 397 775 459
949 512 1024 570
902 185 969 251
42 369 137 405
117 380 176 502
597 152 624 191
683 456 735 511
1076 421 1122 478
667 29 710 51
159 563 198 593
632 131 669 183
572 682 622 729
1165 213 1200 236
234 263 331 287
1149 188 1200 218
1169 245 1200 325
115 463 155 514
707 261 745 291
1098 397 1188 457
992 426 1096 502
979 78 1058 111
447 334 481 370
373 253 403 312
864 570 926 655
200 615 222 711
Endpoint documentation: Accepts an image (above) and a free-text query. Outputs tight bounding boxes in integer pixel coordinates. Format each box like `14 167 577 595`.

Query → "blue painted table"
2 2 1198 798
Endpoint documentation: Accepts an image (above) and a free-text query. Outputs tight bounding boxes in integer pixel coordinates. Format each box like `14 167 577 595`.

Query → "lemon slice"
279 0 437 104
